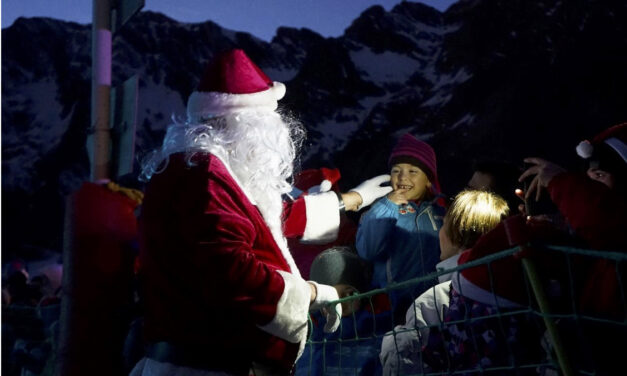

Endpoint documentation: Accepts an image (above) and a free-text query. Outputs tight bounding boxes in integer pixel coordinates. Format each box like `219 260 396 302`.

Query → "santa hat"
388 133 441 194
187 49 286 122
293 167 341 194
575 123 627 164
451 216 528 308
6 259 28 278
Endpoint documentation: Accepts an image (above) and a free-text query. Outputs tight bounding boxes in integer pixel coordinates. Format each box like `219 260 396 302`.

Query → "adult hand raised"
518 157 566 201
350 174 393 210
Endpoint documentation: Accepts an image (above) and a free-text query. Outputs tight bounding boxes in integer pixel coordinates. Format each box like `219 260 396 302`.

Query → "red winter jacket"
548 172 627 318
547 172 627 250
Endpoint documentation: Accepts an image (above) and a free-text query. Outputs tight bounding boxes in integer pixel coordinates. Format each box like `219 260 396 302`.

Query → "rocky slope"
2 0 627 256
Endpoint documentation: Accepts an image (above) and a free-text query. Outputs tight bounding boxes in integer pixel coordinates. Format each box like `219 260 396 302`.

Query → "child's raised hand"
387 188 409 205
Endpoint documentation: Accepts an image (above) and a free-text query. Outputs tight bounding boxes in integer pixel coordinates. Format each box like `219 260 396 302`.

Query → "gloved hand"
349 174 393 210
309 281 342 333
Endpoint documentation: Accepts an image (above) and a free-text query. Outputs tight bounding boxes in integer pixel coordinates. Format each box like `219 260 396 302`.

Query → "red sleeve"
282 198 307 238
547 172 627 250
282 192 340 243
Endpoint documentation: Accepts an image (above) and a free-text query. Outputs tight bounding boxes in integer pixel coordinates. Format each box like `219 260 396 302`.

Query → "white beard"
222 113 301 277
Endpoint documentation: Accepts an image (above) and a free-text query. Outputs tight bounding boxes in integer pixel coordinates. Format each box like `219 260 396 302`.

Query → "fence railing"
296 245 627 376
4 245 625 376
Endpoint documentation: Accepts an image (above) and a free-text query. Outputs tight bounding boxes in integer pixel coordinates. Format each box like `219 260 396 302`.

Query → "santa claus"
130 49 391 376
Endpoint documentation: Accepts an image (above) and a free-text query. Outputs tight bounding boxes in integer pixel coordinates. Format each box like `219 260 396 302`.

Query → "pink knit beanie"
388 133 441 194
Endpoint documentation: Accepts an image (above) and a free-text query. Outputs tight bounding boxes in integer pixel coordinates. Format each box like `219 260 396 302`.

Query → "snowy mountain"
3 0 627 257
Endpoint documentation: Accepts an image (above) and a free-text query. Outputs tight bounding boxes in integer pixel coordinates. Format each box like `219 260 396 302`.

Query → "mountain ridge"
3 0 627 257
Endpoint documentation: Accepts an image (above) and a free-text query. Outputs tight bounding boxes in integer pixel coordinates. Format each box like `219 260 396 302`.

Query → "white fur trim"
187 81 286 121
258 270 310 345
450 272 523 309
605 137 627 164
576 140 593 159
268 225 301 278
301 191 340 244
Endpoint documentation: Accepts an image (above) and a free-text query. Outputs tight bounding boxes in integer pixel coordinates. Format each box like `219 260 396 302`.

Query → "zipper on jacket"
418 205 438 231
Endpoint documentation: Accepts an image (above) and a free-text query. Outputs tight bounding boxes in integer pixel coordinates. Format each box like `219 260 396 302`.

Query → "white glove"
350 174 393 210
309 281 342 333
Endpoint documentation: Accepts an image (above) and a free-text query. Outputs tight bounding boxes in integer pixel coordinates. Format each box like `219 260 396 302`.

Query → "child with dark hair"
298 246 394 376
356 133 445 320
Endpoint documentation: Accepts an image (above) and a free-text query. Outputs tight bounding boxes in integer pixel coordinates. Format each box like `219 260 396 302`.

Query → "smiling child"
356 133 445 320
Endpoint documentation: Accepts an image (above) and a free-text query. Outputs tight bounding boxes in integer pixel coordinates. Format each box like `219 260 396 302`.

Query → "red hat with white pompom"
187 49 286 122
293 168 342 195
576 123 627 164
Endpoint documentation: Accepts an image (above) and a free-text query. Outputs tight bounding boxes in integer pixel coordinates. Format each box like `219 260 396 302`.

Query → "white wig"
140 109 306 236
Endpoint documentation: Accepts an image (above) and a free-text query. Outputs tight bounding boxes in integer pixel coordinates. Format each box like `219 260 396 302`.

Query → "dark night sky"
1 0 457 41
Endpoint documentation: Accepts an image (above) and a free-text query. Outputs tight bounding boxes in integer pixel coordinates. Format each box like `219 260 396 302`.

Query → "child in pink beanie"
356 133 446 321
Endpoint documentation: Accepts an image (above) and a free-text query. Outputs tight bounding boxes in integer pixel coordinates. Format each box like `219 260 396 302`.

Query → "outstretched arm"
518 157 566 202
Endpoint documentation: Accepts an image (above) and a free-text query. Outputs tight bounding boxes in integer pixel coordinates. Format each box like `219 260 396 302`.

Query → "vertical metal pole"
90 0 112 181
521 257 574 376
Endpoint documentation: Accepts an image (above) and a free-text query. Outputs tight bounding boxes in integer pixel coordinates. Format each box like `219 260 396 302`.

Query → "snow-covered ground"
350 47 421 85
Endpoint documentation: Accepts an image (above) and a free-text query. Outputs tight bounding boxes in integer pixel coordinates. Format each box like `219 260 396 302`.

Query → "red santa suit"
547 172 627 318
547 172 626 250
132 49 349 376
139 152 341 374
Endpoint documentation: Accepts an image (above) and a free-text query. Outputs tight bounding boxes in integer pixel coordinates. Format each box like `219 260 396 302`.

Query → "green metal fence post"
521 253 574 376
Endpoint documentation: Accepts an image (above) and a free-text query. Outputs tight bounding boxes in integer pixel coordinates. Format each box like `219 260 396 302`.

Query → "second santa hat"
575 122 627 164
187 49 286 122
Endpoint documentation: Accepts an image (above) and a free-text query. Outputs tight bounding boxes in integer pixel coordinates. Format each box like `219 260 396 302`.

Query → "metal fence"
296 245 627 376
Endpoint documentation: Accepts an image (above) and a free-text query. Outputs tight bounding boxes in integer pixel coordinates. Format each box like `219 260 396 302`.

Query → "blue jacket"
356 197 444 308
